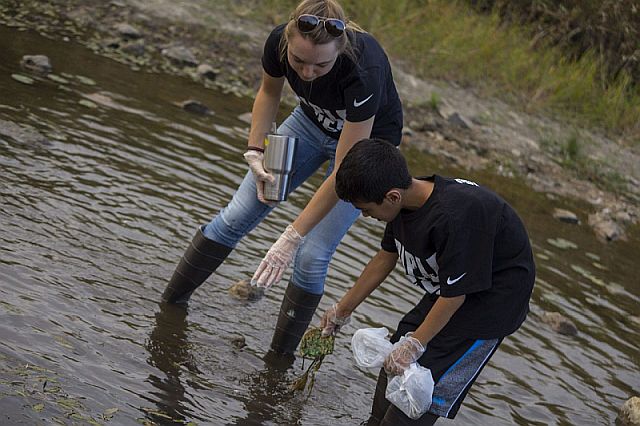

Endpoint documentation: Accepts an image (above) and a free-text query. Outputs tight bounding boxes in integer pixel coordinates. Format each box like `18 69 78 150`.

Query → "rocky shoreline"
2 0 638 241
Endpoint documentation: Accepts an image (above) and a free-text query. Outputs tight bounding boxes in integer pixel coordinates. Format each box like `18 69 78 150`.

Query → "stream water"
1 25 639 425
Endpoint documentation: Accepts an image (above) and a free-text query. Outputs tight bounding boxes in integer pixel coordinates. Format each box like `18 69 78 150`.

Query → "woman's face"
287 32 339 81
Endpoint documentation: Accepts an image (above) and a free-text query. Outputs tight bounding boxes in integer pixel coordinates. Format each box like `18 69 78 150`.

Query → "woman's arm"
250 116 375 288
292 116 375 235
247 71 285 149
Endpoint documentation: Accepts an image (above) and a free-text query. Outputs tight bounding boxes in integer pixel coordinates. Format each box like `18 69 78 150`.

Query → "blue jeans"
202 107 361 295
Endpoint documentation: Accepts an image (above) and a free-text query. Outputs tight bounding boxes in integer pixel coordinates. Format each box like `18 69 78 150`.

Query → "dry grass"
248 0 640 142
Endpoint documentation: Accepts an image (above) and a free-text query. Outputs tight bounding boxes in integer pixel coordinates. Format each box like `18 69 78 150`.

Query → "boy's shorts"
391 296 503 419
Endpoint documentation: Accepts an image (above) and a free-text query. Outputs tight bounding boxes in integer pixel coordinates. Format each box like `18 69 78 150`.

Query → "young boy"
321 138 535 425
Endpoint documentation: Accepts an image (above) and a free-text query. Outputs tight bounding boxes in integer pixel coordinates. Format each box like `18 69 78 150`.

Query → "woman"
162 0 403 354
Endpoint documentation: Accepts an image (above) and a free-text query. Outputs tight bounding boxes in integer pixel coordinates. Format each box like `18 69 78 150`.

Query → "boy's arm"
321 249 398 335
383 294 466 376
412 294 466 346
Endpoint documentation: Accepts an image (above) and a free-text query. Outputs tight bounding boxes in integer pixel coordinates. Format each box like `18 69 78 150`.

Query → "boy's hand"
383 333 426 376
320 303 351 336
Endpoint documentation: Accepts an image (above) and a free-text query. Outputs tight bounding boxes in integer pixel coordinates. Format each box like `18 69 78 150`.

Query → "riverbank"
2 0 638 240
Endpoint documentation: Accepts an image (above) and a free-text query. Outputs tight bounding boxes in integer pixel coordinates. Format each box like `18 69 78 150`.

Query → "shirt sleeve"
437 223 494 297
261 25 286 78
381 222 397 253
343 66 382 123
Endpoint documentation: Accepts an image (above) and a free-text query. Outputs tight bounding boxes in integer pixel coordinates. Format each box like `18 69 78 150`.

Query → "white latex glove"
251 225 303 288
383 333 426 376
320 303 351 336
243 150 275 204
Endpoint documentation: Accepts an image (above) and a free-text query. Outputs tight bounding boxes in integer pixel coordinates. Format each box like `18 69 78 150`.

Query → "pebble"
618 397 640 426
542 312 578 336
552 208 580 224
20 54 52 74
228 279 264 301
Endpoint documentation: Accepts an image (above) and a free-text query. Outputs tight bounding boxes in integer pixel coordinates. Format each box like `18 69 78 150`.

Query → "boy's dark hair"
336 138 412 203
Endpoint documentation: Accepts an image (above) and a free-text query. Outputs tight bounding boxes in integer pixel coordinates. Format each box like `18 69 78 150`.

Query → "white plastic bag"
351 327 393 368
385 363 434 419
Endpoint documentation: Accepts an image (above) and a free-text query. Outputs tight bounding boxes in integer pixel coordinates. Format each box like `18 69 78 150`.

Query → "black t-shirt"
381 175 535 339
262 24 403 145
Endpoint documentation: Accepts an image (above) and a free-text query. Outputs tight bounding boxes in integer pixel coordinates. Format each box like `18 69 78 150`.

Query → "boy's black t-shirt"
381 175 535 339
262 24 403 145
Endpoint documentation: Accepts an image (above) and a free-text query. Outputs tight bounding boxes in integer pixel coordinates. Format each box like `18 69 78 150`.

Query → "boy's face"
352 195 402 223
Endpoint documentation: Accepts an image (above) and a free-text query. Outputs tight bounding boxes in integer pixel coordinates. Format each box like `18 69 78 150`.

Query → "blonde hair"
278 0 365 64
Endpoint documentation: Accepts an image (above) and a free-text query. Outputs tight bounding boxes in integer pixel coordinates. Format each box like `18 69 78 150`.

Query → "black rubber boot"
269 280 322 354
162 226 232 304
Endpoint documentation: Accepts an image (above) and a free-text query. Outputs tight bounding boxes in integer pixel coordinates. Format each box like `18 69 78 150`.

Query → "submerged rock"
230 334 246 349
542 312 578 336
228 279 264 301
20 55 52 75
174 100 213 116
237 112 253 125
618 397 640 426
0 119 50 146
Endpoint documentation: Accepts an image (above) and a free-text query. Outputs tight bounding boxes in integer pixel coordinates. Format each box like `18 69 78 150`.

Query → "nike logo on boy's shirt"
446 273 467 285
353 94 373 107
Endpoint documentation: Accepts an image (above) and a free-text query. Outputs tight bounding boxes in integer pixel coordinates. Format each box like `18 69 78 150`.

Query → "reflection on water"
1 24 639 425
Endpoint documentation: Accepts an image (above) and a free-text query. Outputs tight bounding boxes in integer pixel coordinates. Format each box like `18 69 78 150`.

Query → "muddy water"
1 25 638 425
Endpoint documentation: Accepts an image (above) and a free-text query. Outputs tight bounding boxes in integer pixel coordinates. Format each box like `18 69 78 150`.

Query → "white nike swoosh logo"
446 273 467 285
353 94 373 107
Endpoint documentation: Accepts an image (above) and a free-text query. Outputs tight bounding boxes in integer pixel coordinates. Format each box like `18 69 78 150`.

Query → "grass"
250 0 640 144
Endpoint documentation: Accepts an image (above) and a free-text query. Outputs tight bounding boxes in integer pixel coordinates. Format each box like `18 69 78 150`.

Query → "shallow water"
1 25 639 425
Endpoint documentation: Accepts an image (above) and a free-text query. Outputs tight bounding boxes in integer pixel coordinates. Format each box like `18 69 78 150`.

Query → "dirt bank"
2 0 638 240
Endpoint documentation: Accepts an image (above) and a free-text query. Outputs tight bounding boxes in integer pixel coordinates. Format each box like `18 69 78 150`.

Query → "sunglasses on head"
296 14 346 37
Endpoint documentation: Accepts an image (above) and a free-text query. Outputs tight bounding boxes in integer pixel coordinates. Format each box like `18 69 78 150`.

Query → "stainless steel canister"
263 133 298 201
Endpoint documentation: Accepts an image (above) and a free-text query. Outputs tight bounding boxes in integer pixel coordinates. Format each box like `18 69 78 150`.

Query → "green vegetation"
254 0 639 142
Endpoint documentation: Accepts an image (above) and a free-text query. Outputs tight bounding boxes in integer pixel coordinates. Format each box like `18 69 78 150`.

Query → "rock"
121 41 145 57
103 38 121 49
11 74 35 85
588 213 624 242
615 210 633 225
238 112 253 125
618 397 640 426
114 23 141 40
228 279 264 301
162 46 198 67
0 119 50 145
230 334 246 349
542 312 578 336
20 55 52 75
552 208 580 224
174 100 213 116
196 64 218 81
447 112 473 130
546 237 578 250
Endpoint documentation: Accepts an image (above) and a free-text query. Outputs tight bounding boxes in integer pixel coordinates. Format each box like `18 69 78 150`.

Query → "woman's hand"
320 303 351 336
383 333 426 376
243 150 275 204
251 224 304 288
